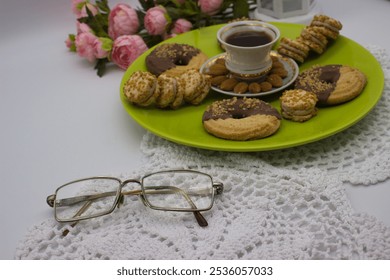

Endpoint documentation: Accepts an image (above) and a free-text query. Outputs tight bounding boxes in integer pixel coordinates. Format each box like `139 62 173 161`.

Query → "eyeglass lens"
55 178 120 221
142 171 214 211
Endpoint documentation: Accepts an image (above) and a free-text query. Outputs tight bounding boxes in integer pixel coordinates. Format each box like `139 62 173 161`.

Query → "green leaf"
233 0 249 18
96 0 110 14
76 2 86 11
169 0 184 8
220 0 235 12
94 58 108 77
67 34 77 52
99 37 113 52
139 0 155 11
78 8 109 38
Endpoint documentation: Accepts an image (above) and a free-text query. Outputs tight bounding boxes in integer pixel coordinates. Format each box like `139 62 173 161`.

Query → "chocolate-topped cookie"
202 97 281 140
294 65 366 105
145 43 208 77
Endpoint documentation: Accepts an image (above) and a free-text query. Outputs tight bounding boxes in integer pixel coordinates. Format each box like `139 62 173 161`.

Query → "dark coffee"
226 31 272 47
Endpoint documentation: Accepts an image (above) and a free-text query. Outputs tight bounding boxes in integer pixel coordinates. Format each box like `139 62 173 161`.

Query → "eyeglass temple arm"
60 200 94 237
142 185 208 227
46 189 143 208
46 186 205 208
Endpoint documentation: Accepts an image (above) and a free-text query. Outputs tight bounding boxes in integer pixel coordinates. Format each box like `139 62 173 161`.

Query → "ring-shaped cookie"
202 97 282 140
146 43 208 77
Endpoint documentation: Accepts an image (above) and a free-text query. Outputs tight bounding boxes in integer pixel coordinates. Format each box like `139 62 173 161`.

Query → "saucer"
200 51 299 97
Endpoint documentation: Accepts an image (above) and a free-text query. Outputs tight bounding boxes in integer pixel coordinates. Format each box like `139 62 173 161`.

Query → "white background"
1 0 390 259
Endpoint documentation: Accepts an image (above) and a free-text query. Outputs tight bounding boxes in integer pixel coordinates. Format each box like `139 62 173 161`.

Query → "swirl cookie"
294 65 367 105
280 89 318 122
202 97 281 140
145 43 208 77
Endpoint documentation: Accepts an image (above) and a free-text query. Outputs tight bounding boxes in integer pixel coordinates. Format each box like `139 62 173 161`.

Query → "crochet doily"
15 46 390 259
143 45 390 186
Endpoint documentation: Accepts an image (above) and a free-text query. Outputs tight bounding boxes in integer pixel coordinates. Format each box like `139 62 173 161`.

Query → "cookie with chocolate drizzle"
202 97 281 140
145 43 208 77
294 65 367 105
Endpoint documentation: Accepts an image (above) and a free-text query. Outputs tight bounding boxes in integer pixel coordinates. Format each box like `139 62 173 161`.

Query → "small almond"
248 82 261 93
233 82 249 94
266 74 283 87
215 58 226 65
220 78 238 91
208 63 229 76
260 81 272 92
211 75 228 86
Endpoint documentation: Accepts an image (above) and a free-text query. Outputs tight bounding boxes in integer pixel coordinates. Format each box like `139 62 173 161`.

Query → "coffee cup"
217 21 280 80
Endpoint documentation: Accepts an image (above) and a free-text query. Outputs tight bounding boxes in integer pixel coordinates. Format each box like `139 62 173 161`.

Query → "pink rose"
94 37 113 59
79 3 98 18
71 0 85 17
111 35 148 70
199 0 223 16
171 19 193 34
144 6 170 36
65 37 74 49
108 4 140 39
65 34 76 52
76 22 93 34
72 1 98 18
75 32 98 62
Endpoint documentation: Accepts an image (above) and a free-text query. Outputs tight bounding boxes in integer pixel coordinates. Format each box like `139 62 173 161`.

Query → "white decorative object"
254 0 322 24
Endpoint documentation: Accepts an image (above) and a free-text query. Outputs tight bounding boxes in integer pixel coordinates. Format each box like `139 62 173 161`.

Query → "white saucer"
200 51 299 97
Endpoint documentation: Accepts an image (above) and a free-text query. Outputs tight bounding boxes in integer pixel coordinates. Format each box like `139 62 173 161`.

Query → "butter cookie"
294 65 367 105
202 97 281 140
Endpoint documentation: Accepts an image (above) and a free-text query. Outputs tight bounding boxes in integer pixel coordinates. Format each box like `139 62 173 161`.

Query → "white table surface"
1 0 389 259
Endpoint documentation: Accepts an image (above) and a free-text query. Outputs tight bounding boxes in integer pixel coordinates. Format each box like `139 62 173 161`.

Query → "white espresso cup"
217 21 280 80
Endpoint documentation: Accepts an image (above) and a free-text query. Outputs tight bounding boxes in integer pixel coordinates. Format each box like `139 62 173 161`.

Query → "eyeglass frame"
47 169 224 228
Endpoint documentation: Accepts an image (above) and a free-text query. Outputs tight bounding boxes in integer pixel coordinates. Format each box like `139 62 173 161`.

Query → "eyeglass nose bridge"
120 178 146 206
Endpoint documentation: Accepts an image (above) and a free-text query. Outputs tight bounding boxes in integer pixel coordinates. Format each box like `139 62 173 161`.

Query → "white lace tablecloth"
15 46 390 259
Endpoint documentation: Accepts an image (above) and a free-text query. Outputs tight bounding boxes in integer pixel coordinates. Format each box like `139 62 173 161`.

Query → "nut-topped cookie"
310 14 343 39
294 64 367 105
202 97 281 140
280 89 318 122
277 14 342 63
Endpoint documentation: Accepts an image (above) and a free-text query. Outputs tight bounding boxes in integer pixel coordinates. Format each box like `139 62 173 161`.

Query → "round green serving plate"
120 23 384 152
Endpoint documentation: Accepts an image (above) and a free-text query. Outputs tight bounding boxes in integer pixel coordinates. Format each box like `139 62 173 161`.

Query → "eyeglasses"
47 170 223 234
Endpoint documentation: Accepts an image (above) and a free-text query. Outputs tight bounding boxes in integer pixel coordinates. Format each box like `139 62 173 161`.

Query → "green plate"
120 23 384 152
